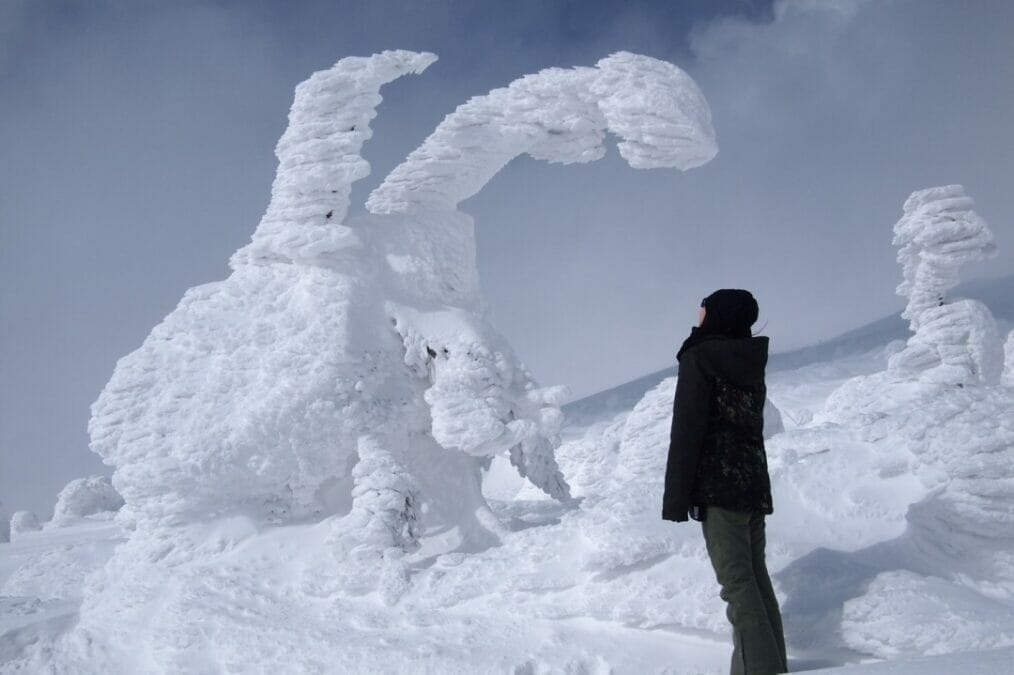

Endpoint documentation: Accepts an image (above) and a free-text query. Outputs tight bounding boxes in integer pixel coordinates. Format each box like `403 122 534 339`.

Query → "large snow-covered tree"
86 50 717 603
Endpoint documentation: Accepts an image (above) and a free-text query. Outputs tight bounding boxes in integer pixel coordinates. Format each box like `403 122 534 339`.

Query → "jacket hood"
690 335 769 386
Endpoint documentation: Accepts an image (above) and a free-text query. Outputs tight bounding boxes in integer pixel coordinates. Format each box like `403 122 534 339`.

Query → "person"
662 289 787 675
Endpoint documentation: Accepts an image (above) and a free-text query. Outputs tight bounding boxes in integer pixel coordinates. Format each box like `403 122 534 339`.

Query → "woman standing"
662 289 787 675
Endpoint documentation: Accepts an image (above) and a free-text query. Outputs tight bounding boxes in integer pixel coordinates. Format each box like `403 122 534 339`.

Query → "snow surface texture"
21 50 720 671
50 476 123 527
889 185 1002 385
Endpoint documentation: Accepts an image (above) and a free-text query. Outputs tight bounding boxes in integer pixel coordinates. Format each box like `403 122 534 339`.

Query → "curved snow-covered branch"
231 50 437 267
366 51 716 215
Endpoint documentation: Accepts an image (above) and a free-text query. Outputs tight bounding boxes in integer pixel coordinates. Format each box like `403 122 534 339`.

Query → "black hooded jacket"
662 333 773 521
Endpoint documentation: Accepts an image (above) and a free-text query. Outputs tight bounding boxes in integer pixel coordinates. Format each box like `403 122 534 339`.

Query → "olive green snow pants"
702 506 788 675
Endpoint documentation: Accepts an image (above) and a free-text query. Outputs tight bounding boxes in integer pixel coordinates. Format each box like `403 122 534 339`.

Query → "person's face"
698 306 706 327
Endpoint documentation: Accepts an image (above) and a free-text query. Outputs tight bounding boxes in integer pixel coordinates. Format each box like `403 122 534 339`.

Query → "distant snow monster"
816 185 1014 659
86 50 716 599
888 185 1002 384
51 475 124 526
9 510 41 538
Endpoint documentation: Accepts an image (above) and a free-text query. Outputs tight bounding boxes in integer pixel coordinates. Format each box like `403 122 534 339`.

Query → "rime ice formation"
33 49 719 670
888 185 1002 384
51 476 124 527
89 51 440 537
800 187 1014 658
368 51 715 216
9 511 40 538
77 48 717 660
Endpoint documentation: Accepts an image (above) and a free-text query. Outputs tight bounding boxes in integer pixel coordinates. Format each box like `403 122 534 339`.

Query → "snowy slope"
4 329 1013 673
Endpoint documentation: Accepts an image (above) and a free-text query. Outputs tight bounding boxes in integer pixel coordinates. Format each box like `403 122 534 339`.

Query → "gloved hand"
662 501 689 522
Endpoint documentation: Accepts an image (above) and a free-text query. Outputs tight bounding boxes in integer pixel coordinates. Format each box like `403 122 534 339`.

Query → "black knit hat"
700 289 759 338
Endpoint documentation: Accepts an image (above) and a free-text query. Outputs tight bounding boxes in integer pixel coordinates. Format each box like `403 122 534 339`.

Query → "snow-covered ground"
3 314 1013 672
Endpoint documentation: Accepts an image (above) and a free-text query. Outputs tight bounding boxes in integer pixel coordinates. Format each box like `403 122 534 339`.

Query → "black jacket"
662 335 773 522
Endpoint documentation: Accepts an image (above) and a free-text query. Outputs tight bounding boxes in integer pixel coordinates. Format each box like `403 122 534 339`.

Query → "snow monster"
85 50 717 611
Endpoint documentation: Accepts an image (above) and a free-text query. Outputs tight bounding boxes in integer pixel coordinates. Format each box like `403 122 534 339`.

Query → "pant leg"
749 512 788 672
702 507 786 675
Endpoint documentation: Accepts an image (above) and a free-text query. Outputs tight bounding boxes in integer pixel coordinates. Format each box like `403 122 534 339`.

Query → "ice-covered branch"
367 51 716 215
230 50 437 267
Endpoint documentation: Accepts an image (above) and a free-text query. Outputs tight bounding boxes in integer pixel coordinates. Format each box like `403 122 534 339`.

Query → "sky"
2 0 1012 517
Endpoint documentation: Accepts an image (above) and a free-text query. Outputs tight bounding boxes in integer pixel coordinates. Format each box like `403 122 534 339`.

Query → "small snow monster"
888 185 1002 384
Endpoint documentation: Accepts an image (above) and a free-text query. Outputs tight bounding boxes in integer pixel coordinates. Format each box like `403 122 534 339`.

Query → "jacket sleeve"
662 348 713 522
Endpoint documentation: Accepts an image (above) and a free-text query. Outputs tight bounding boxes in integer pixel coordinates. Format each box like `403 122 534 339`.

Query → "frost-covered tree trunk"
888 185 1002 384
85 50 716 604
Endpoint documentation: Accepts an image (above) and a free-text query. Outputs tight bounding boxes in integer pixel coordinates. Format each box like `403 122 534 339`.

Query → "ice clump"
51 475 124 526
9 511 40 538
